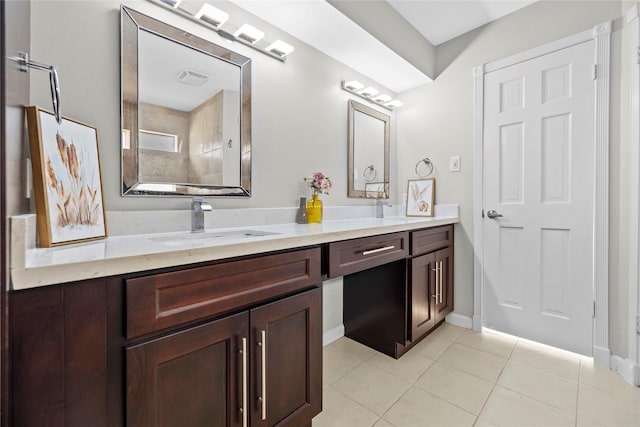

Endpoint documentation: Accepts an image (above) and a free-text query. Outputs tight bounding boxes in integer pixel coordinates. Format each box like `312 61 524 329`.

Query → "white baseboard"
446 312 473 329
472 314 483 332
611 355 640 387
593 345 611 368
323 325 344 346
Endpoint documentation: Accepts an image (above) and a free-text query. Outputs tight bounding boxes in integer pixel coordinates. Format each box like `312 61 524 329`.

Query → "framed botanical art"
406 178 435 217
26 106 107 247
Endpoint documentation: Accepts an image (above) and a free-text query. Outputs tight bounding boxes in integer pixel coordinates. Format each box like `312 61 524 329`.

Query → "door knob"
486 210 503 219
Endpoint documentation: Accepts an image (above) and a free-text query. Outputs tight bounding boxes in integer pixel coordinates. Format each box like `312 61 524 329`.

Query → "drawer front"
327 232 409 278
411 225 453 256
126 247 321 339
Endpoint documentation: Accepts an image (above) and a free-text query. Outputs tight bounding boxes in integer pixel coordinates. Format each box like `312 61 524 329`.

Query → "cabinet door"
250 288 322 427
409 253 437 341
435 247 454 322
126 312 249 427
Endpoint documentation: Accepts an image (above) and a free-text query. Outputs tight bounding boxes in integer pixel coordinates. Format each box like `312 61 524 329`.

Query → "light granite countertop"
10 207 459 290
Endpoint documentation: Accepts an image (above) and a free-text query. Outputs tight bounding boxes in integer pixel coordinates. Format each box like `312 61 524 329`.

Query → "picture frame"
26 106 107 247
406 178 435 217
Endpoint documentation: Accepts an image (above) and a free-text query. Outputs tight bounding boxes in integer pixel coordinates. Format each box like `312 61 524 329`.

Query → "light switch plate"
449 155 461 172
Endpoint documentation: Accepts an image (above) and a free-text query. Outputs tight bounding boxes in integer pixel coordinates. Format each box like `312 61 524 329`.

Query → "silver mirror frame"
121 6 252 197
347 99 390 198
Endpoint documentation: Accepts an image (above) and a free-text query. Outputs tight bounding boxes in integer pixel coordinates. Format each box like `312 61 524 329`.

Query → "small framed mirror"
347 100 390 198
121 6 251 197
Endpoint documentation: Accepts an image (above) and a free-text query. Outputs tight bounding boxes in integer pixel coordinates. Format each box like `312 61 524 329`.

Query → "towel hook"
8 51 62 124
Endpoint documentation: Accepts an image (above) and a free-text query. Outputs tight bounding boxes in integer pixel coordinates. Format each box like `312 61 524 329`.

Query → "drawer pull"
362 245 396 256
240 337 247 427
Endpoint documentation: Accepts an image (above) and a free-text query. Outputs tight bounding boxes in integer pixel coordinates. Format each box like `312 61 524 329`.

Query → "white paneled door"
482 40 595 356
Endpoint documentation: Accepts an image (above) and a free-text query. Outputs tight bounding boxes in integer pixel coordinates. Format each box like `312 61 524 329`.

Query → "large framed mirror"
121 6 251 197
347 100 390 198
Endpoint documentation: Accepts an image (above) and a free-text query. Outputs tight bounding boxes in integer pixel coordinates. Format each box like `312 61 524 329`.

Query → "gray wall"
396 0 629 356
29 0 398 211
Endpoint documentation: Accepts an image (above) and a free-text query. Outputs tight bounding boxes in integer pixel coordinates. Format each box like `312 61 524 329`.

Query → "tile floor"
315 323 640 427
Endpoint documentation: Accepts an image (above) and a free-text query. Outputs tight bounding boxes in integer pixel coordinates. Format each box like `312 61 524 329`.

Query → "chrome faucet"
191 197 212 233
376 199 391 219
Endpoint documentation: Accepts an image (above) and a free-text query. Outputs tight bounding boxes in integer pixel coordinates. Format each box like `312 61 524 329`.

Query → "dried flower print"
46 131 102 228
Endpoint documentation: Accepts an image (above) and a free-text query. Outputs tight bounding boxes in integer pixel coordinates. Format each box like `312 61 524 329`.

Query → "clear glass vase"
306 194 323 223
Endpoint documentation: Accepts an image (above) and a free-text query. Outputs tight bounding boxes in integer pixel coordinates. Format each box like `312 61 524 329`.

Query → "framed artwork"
26 106 107 247
406 178 435 217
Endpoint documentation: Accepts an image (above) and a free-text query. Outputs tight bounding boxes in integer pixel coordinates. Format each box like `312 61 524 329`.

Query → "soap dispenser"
296 197 308 224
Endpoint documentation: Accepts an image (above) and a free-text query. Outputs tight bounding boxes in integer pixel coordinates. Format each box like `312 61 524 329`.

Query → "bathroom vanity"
9 214 457 426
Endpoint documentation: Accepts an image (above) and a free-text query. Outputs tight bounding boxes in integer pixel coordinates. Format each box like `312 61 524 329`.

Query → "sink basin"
151 230 281 245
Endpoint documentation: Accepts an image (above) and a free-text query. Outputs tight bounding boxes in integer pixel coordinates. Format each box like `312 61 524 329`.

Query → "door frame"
472 22 612 367
625 3 640 387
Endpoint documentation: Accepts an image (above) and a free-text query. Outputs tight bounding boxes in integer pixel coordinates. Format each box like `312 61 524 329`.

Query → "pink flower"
304 171 333 195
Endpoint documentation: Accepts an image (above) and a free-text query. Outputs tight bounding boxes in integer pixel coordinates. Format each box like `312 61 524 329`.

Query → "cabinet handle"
259 329 267 421
439 261 443 304
240 337 247 427
433 262 440 302
362 245 395 256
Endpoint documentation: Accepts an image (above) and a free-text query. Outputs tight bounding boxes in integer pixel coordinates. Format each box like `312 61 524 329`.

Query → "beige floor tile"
577 383 640 427
455 330 516 359
413 335 453 360
323 344 366 387
480 386 574 427
383 386 476 427
366 349 435 383
497 360 578 413
473 418 499 427
373 419 394 427
331 337 377 361
333 363 410 416
580 360 640 404
509 340 580 381
313 386 379 427
415 361 493 415
428 322 467 342
439 343 507 382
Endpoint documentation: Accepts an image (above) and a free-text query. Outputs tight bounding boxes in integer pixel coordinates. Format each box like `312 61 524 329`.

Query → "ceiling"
388 0 536 46
228 0 537 93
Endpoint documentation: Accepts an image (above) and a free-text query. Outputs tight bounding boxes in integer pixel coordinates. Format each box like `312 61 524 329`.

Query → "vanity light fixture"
265 40 295 58
344 80 364 91
341 80 403 110
359 87 378 98
234 24 264 44
386 100 403 108
160 0 182 8
373 94 391 104
195 3 229 28
149 0 294 62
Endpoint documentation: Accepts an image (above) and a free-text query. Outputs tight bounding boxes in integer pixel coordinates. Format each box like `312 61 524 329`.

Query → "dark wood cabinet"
250 288 322 427
126 312 248 427
9 247 322 427
409 253 437 341
409 245 454 342
126 288 321 427
9 279 118 427
343 225 454 358
434 246 454 323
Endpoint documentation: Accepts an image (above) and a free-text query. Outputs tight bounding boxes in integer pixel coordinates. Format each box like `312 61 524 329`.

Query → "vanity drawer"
327 232 409 278
411 225 454 256
125 247 321 339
